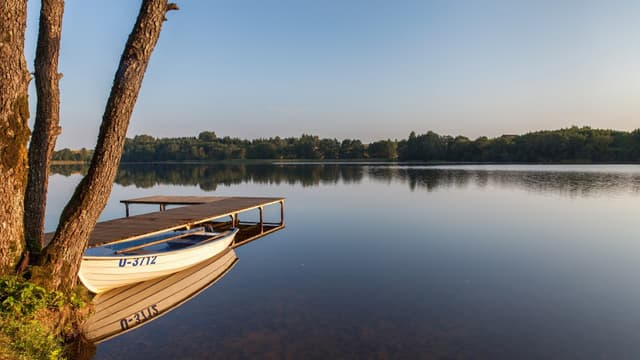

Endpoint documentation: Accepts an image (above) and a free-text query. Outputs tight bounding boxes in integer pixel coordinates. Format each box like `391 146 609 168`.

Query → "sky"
24 0 640 149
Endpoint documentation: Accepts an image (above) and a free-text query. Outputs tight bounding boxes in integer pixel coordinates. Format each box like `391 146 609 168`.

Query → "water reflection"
370 167 640 196
83 248 238 344
51 163 640 197
63 164 640 358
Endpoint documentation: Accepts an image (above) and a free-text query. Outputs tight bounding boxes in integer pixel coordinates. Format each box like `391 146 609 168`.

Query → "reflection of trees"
50 164 89 176
368 167 640 197
49 164 640 196
111 164 364 190
114 164 245 191
370 168 475 191
479 170 640 197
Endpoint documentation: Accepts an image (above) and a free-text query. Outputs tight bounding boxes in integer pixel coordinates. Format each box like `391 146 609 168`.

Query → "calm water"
48 164 640 359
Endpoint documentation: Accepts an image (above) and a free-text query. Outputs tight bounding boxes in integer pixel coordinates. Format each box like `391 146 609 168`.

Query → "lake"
48 164 640 359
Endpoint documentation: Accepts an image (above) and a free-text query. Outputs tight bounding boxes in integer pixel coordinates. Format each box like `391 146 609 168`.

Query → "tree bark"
24 0 65 255
0 0 31 273
40 0 176 291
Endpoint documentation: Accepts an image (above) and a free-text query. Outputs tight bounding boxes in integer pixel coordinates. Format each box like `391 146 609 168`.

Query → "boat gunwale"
82 228 239 260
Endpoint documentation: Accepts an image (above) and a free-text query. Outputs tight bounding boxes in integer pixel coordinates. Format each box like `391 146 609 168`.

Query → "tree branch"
24 0 65 256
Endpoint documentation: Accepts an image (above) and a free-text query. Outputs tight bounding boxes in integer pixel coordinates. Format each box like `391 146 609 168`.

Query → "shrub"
0 276 88 360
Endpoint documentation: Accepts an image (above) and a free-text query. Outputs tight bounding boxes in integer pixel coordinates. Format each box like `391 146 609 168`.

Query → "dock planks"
45 196 285 248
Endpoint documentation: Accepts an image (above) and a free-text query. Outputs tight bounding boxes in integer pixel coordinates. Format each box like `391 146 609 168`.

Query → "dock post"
279 200 284 226
125 203 130 217
259 206 264 233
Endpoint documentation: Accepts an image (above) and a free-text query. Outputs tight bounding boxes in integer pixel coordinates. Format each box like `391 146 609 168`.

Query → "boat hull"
79 228 238 293
83 248 238 343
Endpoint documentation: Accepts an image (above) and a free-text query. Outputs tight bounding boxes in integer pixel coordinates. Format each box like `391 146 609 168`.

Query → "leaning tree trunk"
39 0 177 292
24 0 65 256
0 0 31 274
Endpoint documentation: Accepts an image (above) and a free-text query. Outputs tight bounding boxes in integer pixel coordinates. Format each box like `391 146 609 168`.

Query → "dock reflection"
83 247 238 344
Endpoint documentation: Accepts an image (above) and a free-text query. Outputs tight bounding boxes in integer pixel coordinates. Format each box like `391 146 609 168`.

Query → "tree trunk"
24 0 65 256
39 0 176 292
0 0 31 274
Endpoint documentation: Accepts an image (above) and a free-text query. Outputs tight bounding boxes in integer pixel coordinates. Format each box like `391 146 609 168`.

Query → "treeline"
51 148 93 162
399 127 640 162
119 132 397 162
52 127 640 163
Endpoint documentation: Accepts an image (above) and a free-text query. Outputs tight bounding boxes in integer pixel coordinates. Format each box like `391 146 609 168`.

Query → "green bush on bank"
1 320 63 360
0 276 88 360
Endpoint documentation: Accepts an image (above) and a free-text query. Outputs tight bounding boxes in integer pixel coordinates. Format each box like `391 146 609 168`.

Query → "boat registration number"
120 304 159 330
118 256 157 267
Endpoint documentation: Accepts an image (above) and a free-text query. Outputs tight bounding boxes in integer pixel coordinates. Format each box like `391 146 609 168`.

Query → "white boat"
83 247 239 343
78 227 238 294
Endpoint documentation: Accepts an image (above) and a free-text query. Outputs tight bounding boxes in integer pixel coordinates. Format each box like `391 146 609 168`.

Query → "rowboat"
83 247 239 343
78 227 238 294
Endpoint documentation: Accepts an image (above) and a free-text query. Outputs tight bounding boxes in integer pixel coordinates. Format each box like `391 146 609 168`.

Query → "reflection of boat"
79 227 238 293
83 247 238 343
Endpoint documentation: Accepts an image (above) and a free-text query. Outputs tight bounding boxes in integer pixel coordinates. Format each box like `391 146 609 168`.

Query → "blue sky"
25 0 640 148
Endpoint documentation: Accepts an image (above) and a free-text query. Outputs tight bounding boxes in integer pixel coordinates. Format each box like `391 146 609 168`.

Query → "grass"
0 276 90 360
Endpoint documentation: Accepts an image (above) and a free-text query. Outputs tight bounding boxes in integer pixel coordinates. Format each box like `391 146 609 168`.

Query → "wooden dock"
120 195 231 216
45 196 285 249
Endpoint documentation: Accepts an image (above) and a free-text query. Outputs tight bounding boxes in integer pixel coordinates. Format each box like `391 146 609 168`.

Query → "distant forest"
52 127 640 163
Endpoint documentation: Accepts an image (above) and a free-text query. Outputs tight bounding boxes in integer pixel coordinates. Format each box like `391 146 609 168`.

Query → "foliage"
368 139 398 159
1 320 64 360
0 276 88 359
0 276 64 316
102 134 388 161
52 127 640 163
51 147 93 162
399 126 640 162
